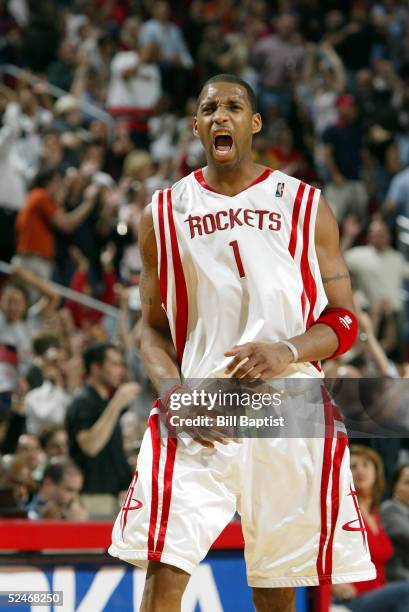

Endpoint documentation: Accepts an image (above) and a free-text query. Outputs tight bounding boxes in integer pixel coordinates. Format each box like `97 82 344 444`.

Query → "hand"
224 342 294 379
69 246 89 271
332 583 357 600
357 308 375 337
63 500 88 521
160 384 231 448
100 242 116 269
112 382 141 411
333 172 346 186
342 214 361 240
83 182 100 203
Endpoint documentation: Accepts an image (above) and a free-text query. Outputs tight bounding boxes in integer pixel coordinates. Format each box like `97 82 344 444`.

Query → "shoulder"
381 498 400 514
67 386 92 414
151 174 194 207
111 51 138 69
322 124 337 141
140 20 156 34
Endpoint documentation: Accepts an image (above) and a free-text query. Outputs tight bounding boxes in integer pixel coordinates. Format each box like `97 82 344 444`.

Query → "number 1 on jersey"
229 240 246 278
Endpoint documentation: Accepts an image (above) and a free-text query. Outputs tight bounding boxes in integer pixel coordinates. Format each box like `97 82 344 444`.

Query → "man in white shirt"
138 1 193 106
345 218 409 359
107 17 162 149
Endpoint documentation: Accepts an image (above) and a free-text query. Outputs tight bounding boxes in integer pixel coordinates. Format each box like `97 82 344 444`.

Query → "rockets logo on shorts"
275 182 285 197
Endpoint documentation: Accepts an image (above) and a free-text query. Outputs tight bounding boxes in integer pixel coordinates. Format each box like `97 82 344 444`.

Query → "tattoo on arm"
322 272 350 284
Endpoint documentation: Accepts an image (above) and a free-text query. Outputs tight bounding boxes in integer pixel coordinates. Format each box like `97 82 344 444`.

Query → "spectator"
24 347 71 436
14 166 100 280
40 426 69 461
332 445 409 611
65 243 117 330
46 39 77 91
345 218 408 360
384 161 409 219
322 94 368 222
0 92 31 263
3 457 36 510
138 1 193 102
381 464 409 581
107 16 162 149
25 330 61 390
0 269 59 410
27 457 87 520
251 13 304 117
14 433 44 480
66 342 139 496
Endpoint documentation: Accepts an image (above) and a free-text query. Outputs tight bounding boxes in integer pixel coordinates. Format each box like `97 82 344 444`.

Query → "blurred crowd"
1 0 409 603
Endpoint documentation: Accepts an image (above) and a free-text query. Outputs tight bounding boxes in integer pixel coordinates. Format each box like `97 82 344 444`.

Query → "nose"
212 105 229 125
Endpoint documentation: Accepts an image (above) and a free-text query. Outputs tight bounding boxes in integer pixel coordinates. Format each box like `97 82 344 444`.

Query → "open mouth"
214 134 233 153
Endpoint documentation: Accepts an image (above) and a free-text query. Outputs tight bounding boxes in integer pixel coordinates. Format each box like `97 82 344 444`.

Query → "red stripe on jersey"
157 190 168 310
153 436 178 559
325 436 347 578
166 188 189 365
147 412 161 558
300 187 318 329
288 181 306 258
194 167 273 195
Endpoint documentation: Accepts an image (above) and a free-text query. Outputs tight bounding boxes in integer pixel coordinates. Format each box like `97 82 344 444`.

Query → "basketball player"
109 74 375 611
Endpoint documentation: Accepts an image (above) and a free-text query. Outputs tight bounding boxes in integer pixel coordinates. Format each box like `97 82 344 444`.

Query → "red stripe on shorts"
157 190 168 310
316 387 335 584
147 412 161 558
153 436 178 559
324 436 347 578
166 188 188 365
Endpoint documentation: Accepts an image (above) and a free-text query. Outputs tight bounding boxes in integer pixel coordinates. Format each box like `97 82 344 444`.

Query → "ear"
252 113 262 135
192 116 199 138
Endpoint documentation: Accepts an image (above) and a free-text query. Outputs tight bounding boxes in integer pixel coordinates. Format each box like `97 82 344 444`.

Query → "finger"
224 345 245 357
224 350 252 374
194 437 215 448
233 356 259 379
224 356 245 375
241 363 267 380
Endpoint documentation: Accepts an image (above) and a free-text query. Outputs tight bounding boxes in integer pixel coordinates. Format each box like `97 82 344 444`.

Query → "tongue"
215 135 232 151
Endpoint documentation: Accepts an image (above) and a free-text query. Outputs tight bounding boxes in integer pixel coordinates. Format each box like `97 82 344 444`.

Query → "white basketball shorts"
109 399 376 588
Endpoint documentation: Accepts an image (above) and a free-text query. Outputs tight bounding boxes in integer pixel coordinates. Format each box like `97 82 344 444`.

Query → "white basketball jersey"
151 168 327 379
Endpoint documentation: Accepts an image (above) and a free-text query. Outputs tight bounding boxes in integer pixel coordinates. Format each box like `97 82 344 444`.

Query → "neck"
357 492 373 513
203 159 266 196
87 376 110 400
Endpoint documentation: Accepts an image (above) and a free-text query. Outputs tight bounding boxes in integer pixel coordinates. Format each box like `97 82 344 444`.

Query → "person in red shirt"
15 167 100 281
332 445 409 612
65 244 117 330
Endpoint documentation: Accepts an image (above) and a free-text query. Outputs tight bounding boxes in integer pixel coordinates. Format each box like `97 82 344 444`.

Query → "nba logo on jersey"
275 182 285 197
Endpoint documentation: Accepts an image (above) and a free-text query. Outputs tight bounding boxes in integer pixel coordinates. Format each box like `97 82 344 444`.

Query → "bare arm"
12 265 60 318
76 382 140 457
288 196 354 361
225 196 355 377
52 184 98 234
138 204 180 390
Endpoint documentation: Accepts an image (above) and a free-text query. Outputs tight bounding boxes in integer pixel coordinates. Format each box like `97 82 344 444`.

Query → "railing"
0 261 120 319
1 63 114 127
